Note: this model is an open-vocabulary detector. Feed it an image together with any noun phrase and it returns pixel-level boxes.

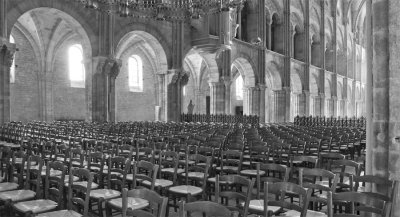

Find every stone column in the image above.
[209,81,225,115]
[259,85,266,123]
[298,91,309,117]
[92,57,121,123]
[332,96,338,117]
[252,87,260,116]
[167,70,188,122]
[273,90,287,123]
[0,40,16,124]
[222,77,231,115]
[290,93,300,121]
[246,87,254,115]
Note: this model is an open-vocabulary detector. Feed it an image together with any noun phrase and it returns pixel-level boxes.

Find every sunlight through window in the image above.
[236,75,243,100]
[128,55,143,92]
[69,44,85,88]
[9,35,15,84]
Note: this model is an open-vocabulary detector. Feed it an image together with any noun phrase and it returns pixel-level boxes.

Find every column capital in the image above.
[0,41,17,68]
[302,90,310,96]
[92,56,122,78]
[258,84,267,91]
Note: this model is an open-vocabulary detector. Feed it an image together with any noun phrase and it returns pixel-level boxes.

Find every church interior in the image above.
[0,0,397,216]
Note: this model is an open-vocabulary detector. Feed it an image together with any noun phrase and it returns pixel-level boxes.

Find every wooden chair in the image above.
[116,188,168,217]
[151,151,178,192]
[37,168,93,217]
[0,155,37,215]
[216,150,243,175]
[68,168,94,216]
[353,175,397,216]
[255,162,290,199]
[13,160,65,216]
[332,191,388,217]
[179,200,238,217]
[289,155,319,183]
[247,182,276,217]
[89,157,130,217]
[86,151,105,188]
[299,167,338,212]
[132,160,159,190]
[0,148,19,193]
[168,154,211,213]
[266,182,312,217]
[215,174,255,216]
[329,159,361,192]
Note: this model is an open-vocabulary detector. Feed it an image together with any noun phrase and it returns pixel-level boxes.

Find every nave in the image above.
[0,120,394,217]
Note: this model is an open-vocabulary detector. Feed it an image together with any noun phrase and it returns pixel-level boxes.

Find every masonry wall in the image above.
[53,38,86,121]
[10,29,40,122]
[116,49,157,122]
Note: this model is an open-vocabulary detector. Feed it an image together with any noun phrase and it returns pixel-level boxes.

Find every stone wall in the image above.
[53,38,86,121]
[10,28,40,122]
[115,49,157,122]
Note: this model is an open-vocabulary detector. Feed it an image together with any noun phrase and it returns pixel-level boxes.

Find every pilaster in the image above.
[92,57,121,123]
[222,76,231,115]
[273,89,287,122]
[259,85,266,123]
[0,39,15,124]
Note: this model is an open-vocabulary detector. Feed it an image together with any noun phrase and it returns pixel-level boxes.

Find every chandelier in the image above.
[76,0,244,21]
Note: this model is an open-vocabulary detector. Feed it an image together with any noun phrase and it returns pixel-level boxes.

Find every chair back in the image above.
[215,175,255,216]
[178,200,237,217]
[45,160,66,209]
[268,182,312,217]
[122,188,168,217]
[67,168,93,216]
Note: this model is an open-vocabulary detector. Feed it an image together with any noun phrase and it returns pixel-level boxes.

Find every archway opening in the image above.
[115,30,168,122]
[9,7,92,122]
[231,58,256,115]
[293,25,304,61]
[271,13,283,54]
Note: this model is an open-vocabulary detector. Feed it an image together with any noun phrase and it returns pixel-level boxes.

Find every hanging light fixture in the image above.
[74,0,245,21]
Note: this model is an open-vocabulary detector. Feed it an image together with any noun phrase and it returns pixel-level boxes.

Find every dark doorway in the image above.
[235,106,243,116]
[206,96,210,115]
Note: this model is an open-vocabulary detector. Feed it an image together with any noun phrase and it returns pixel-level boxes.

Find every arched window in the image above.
[69,44,85,88]
[183,85,186,96]
[9,35,15,84]
[128,55,143,92]
[235,75,243,100]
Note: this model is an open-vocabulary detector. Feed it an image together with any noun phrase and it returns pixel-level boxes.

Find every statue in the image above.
[187,100,195,114]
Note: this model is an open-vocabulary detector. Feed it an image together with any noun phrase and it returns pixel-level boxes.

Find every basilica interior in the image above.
[0,0,398,216]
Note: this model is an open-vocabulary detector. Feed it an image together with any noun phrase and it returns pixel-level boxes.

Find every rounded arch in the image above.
[232,57,256,87]
[115,31,168,75]
[114,23,172,70]
[7,0,98,55]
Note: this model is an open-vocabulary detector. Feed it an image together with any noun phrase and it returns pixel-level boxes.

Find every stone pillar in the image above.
[222,77,231,115]
[291,93,300,121]
[246,87,254,115]
[0,40,15,124]
[273,89,287,123]
[252,87,260,116]
[332,96,338,117]
[314,93,325,117]
[259,85,266,123]
[299,91,310,117]
[167,70,188,122]
[209,81,225,115]
[92,57,121,123]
